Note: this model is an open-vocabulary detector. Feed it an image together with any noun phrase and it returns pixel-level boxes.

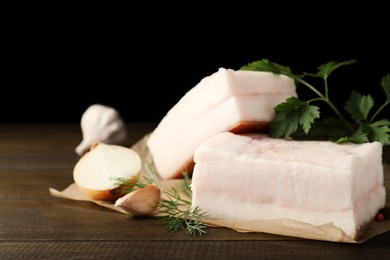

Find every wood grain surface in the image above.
[0,123,389,259]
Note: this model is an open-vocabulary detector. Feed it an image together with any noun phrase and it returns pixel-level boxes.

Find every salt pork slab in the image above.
[191,132,386,240]
[147,68,296,180]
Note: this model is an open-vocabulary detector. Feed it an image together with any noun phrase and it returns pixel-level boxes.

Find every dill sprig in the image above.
[156,170,207,236]
[113,164,162,194]
[180,170,193,199]
[114,163,207,236]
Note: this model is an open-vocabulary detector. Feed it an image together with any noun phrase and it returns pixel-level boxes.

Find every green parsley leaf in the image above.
[382,74,390,102]
[241,58,390,145]
[347,126,370,144]
[369,119,390,145]
[270,97,320,138]
[344,91,374,122]
[310,117,350,141]
[369,74,390,123]
[315,60,357,79]
[240,59,293,77]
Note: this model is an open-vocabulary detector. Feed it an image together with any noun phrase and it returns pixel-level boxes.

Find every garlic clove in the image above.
[76,104,128,156]
[73,142,142,201]
[115,184,161,216]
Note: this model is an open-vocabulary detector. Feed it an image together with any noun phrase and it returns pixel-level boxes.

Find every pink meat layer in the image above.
[191,132,386,239]
[147,68,296,180]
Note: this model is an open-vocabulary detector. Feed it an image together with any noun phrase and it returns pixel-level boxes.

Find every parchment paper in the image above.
[50,133,390,243]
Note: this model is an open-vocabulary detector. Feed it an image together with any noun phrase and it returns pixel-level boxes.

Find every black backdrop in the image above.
[3,4,389,124]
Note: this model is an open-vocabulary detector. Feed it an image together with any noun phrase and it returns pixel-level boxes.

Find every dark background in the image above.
[3,4,389,124]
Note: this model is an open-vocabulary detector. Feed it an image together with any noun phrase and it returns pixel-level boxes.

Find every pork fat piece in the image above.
[191,132,386,239]
[147,68,296,179]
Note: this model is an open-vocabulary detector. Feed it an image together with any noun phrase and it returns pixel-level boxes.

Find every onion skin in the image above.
[77,182,137,201]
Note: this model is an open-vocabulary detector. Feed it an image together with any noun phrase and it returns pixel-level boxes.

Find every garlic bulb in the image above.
[75,104,128,156]
[115,184,161,216]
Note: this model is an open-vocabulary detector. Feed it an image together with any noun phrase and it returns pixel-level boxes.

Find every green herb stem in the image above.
[296,77,354,133]
[240,59,390,144]
[370,101,390,123]
[306,97,326,104]
[294,77,325,99]
[324,78,329,99]
[323,99,355,133]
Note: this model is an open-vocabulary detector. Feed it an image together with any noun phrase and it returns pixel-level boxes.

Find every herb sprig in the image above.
[116,165,207,236]
[241,59,390,144]
[157,171,207,236]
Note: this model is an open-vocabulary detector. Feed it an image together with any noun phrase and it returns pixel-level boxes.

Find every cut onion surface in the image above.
[73,142,142,201]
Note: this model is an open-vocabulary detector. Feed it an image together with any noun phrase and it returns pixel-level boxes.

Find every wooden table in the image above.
[1,123,389,259]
